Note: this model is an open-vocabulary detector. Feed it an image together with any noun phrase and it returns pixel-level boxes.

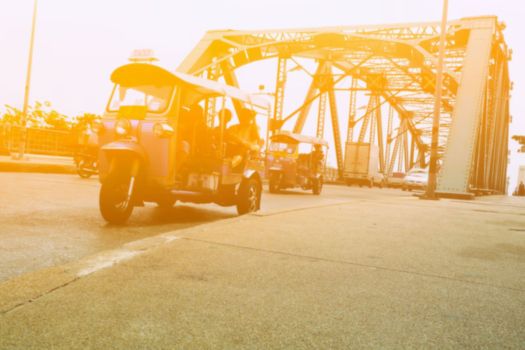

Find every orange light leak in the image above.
[0,0,522,188]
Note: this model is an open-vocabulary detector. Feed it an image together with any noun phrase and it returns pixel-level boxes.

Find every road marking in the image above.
[76,235,180,277]
[164,235,180,243]
[255,200,357,217]
[77,250,140,277]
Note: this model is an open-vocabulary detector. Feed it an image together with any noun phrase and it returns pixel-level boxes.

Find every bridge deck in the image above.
[1,172,524,348]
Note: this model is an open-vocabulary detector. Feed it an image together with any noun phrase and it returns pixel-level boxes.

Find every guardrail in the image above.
[0,124,345,185]
[0,124,77,157]
[323,167,339,183]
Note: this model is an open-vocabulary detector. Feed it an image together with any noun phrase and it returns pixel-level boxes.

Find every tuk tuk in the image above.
[97,63,270,224]
[266,131,328,195]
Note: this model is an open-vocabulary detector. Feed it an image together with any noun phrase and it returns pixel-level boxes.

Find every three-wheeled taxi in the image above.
[97,63,270,224]
[266,131,328,195]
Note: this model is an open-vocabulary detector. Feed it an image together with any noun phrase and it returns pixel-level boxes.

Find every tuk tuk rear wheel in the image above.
[312,178,323,195]
[237,178,260,215]
[99,177,134,224]
[77,160,92,179]
[269,177,280,194]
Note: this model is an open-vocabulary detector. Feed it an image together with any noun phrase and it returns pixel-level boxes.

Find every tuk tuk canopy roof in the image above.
[270,131,329,146]
[111,63,271,110]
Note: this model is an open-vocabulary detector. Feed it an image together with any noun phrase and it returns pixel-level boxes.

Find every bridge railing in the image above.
[0,124,353,185]
[0,124,77,157]
[323,167,340,183]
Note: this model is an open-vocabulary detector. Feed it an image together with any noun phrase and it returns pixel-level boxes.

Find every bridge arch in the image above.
[178,16,511,196]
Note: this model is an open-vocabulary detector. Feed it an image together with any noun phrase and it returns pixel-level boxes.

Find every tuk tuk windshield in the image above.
[269,142,296,154]
[108,84,174,113]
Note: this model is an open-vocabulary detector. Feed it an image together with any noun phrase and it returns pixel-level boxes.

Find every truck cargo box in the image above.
[343,142,379,181]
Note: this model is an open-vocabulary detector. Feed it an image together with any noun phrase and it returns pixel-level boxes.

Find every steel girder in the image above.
[177,16,511,194]
[292,61,331,134]
[437,18,510,195]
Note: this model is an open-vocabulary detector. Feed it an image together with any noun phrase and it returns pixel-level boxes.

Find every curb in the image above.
[0,161,76,174]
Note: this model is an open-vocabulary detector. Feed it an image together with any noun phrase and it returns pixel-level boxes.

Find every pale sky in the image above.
[1,0,524,189]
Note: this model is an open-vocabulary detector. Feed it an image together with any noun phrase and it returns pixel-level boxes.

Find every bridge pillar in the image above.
[437,20,495,197]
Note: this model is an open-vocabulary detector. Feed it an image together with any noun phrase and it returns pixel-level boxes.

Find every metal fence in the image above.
[0,124,77,157]
[0,124,347,184]
[323,167,339,183]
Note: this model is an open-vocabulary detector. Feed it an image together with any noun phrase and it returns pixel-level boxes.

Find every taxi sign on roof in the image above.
[129,49,158,63]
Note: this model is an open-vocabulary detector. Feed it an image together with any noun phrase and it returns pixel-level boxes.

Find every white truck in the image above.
[343,142,383,187]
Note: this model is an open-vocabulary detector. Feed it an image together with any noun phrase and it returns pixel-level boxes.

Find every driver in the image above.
[311,144,324,172]
[226,107,262,167]
[227,108,262,149]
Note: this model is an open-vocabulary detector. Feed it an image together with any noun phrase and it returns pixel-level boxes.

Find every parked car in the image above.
[402,168,428,191]
[386,172,406,188]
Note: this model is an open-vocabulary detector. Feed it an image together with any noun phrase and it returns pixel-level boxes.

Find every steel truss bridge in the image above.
[177,16,511,197]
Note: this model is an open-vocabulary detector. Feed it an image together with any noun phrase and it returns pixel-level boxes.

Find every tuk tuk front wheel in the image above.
[237,178,260,215]
[99,176,134,224]
[312,178,323,195]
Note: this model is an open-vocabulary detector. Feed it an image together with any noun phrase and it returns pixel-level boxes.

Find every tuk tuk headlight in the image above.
[153,122,174,138]
[115,119,131,136]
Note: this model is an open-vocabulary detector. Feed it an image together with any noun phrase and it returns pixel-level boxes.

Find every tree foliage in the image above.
[1,102,99,130]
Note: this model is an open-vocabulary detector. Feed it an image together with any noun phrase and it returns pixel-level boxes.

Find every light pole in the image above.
[18,0,38,159]
[253,85,275,155]
[423,0,448,199]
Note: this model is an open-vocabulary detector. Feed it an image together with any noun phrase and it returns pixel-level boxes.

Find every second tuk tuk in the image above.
[96,63,270,224]
[266,132,328,195]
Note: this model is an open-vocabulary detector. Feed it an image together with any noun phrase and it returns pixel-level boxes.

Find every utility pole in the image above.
[423,0,448,199]
[18,0,38,159]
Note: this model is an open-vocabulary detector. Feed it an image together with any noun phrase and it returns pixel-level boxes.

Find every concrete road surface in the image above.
[0,185,524,349]
[0,172,403,282]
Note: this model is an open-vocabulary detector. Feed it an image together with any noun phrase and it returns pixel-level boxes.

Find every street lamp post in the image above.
[18,0,38,160]
[253,86,275,155]
[424,0,448,199]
